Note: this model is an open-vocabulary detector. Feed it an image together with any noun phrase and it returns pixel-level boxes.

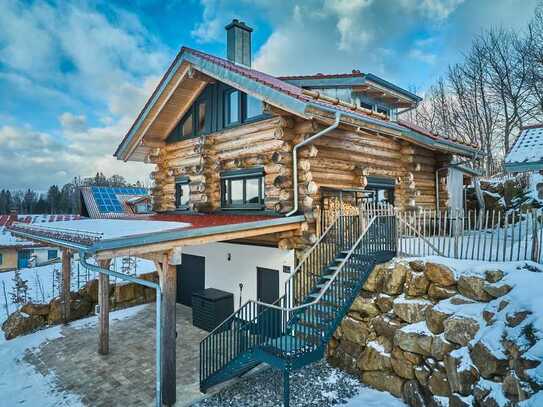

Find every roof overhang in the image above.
[9,215,305,260]
[306,103,479,158]
[115,50,310,162]
[116,48,475,162]
[505,161,543,173]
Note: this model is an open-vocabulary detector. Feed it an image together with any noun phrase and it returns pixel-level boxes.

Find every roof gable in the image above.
[115,47,478,162]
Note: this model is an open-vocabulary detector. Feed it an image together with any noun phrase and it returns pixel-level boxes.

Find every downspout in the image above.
[286,111,342,217]
[79,253,163,407]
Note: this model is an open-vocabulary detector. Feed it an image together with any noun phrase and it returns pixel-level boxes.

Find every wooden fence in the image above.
[396,208,542,264]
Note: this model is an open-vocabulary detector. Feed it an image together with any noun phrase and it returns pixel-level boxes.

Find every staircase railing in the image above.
[200,213,396,388]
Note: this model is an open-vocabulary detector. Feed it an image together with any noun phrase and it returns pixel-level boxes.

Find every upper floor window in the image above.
[221,168,264,210]
[225,90,241,126]
[175,176,190,209]
[246,95,263,120]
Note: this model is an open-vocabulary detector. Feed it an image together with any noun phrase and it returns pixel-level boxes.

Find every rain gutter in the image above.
[286,111,342,216]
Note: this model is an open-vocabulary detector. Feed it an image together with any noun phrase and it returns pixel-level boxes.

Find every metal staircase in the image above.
[199,212,396,406]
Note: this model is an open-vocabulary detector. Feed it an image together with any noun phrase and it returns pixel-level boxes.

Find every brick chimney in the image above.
[225,19,253,67]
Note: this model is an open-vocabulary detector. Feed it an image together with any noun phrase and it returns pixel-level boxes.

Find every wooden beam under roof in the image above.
[93,221,302,260]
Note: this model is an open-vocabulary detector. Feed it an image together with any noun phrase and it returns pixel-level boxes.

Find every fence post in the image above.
[532,210,541,263]
[2,281,9,318]
[453,210,460,259]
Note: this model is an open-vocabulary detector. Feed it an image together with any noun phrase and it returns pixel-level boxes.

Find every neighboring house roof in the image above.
[80,186,151,219]
[0,214,81,248]
[505,124,543,173]
[115,47,478,161]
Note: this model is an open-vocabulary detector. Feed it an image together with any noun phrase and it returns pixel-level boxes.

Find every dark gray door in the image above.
[256,267,280,337]
[177,254,205,306]
[257,267,279,304]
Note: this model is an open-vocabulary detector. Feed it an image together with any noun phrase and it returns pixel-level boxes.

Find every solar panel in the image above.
[91,187,126,213]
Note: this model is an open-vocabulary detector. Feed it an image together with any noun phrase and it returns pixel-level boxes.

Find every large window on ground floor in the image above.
[221,168,264,210]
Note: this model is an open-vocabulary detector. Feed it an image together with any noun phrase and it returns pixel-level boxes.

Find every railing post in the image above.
[532,210,540,263]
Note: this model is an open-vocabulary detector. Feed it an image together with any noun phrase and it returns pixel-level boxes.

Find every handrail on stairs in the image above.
[202,215,377,345]
[200,214,344,341]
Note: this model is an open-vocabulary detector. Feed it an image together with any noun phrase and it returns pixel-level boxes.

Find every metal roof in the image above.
[505,124,543,173]
[115,47,478,161]
[8,213,305,254]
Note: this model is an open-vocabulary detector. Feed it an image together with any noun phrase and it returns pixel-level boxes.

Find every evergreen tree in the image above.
[10,269,30,305]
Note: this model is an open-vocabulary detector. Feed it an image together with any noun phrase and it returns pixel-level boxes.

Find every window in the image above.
[134,202,150,214]
[246,95,263,120]
[225,90,240,126]
[365,176,395,205]
[47,250,57,260]
[221,168,264,210]
[0,253,3,265]
[197,101,207,132]
[175,177,190,209]
[181,113,193,138]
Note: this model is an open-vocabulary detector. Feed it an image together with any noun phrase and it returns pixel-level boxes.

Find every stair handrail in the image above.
[285,214,341,283]
[250,215,376,313]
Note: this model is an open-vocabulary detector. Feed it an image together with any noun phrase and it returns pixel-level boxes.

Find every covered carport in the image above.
[9,214,304,406]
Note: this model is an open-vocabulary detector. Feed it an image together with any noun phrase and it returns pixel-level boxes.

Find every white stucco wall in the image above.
[182,242,295,310]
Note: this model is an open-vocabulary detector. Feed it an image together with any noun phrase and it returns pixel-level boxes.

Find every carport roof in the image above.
[8,213,305,258]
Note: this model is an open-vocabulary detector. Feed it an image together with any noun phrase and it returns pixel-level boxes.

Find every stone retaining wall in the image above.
[2,271,158,340]
[327,259,543,406]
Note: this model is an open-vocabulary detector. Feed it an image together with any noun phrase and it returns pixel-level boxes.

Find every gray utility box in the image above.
[192,288,234,332]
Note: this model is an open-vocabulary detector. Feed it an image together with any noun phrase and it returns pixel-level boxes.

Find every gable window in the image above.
[175,176,190,209]
[221,168,264,210]
[182,112,193,138]
[246,95,263,120]
[225,90,241,126]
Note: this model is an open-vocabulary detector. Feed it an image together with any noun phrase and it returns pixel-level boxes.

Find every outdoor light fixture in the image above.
[227,253,231,261]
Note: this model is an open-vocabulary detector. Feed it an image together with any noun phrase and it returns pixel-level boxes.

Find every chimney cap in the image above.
[225,19,253,32]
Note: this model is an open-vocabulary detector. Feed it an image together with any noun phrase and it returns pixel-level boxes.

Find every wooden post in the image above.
[61,249,72,324]
[98,259,111,355]
[162,249,180,406]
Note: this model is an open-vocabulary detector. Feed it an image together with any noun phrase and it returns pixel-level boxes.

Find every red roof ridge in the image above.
[277,70,364,80]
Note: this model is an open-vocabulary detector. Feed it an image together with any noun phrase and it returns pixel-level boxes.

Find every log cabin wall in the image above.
[149,112,453,252]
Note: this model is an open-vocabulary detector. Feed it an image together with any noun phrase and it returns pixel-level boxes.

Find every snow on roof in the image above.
[11,219,191,243]
[0,214,81,248]
[505,125,543,172]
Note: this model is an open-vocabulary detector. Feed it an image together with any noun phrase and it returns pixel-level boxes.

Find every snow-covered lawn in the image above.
[0,305,146,406]
[0,256,156,324]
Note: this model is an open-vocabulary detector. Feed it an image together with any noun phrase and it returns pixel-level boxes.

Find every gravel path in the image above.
[195,360,381,407]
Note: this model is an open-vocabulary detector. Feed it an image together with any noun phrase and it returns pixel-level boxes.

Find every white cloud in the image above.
[59,113,87,132]
[0,0,168,190]
[409,48,437,64]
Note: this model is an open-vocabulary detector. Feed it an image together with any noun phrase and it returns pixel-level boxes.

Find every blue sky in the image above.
[0,0,539,190]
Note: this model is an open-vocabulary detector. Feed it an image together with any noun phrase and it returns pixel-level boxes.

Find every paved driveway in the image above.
[24,303,207,407]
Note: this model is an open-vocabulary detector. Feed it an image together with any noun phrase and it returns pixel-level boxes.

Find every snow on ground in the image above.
[0,305,146,407]
[15,218,191,240]
[415,256,543,386]
[0,256,156,324]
